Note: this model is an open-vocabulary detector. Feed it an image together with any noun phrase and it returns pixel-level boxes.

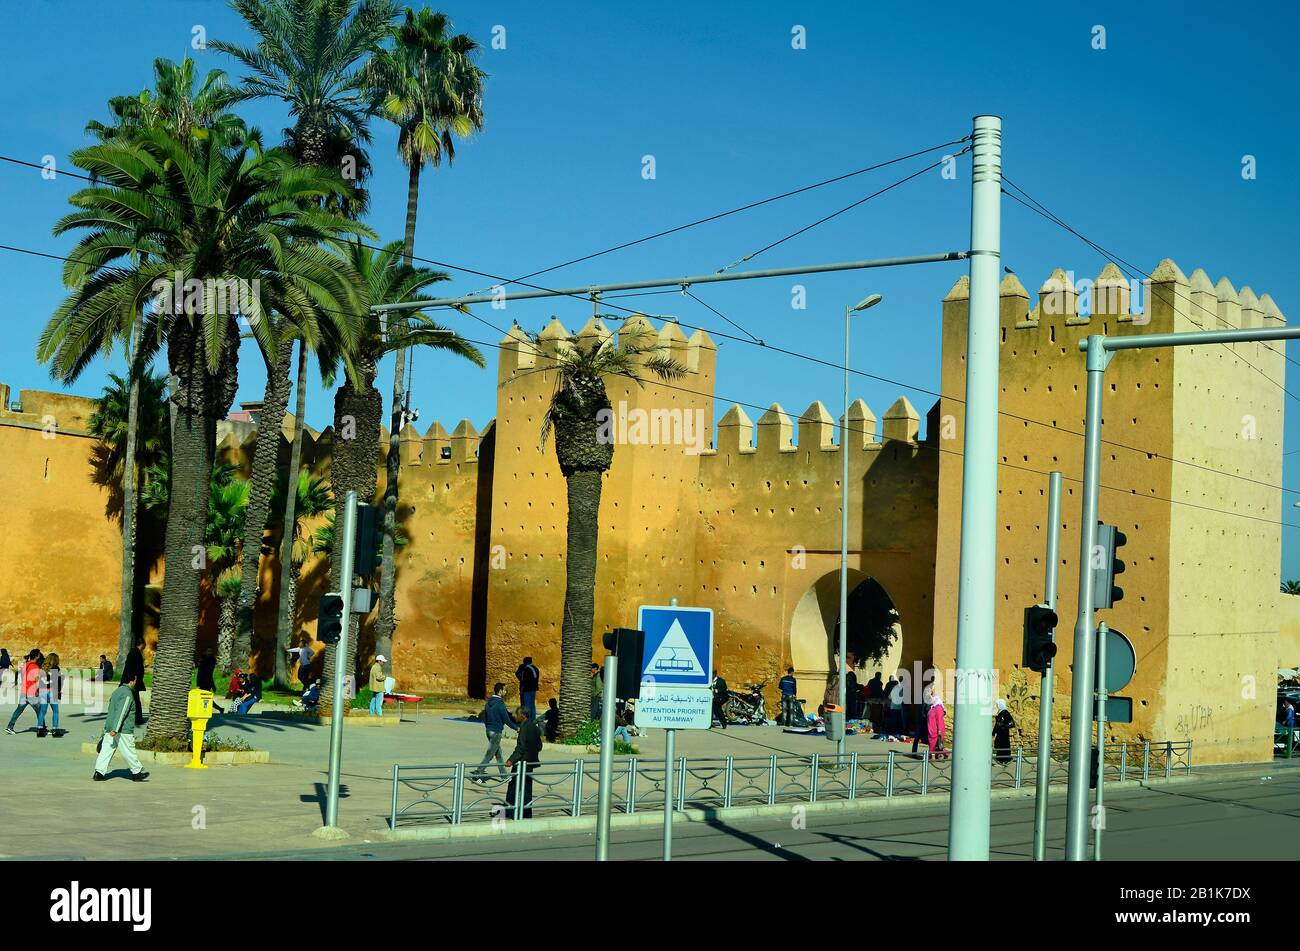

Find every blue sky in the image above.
[2,1,1298,570]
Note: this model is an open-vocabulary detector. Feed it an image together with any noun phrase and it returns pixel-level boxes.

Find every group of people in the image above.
[3,648,66,737]
[783,666,1019,762]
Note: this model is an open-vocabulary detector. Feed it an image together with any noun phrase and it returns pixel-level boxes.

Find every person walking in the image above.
[778,667,798,726]
[910,686,931,756]
[368,655,387,716]
[36,652,64,737]
[504,704,543,818]
[516,657,540,721]
[472,682,518,782]
[5,649,43,734]
[121,636,146,726]
[992,698,1016,764]
[711,669,729,729]
[93,671,148,782]
[589,662,603,720]
[928,691,948,760]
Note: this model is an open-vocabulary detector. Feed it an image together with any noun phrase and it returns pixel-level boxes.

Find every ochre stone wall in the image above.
[932,261,1287,764]
[0,262,1290,766]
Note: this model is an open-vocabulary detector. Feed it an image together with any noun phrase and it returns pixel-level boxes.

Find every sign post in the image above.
[317,490,357,840]
[1032,471,1062,861]
[595,653,618,861]
[638,599,713,862]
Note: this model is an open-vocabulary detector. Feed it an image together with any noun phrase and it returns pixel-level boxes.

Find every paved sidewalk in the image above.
[0,699,890,859]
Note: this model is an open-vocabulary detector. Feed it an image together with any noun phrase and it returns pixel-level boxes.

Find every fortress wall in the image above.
[376,416,494,695]
[695,396,938,698]
[480,317,717,701]
[0,389,124,660]
[1165,268,1286,762]
[936,261,1283,762]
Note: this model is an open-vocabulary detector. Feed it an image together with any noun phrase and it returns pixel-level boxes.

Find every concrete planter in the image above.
[255,710,399,727]
[81,743,270,765]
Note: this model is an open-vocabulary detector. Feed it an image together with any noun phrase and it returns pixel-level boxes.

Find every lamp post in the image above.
[839,292,884,757]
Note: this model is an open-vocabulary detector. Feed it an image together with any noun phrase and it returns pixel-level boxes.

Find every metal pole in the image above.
[1065,336,1110,859]
[323,490,358,833]
[595,653,618,861]
[664,595,678,861]
[1094,621,1108,861]
[372,252,968,313]
[1033,471,1062,861]
[838,304,851,758]
[947,114,1003,861]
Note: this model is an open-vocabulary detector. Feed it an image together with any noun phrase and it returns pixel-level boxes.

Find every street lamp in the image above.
[838,293,883,757]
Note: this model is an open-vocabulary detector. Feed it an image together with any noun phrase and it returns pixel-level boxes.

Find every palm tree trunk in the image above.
[320,360,382,714]
[216,595,237,672]
[559,469,603,737]
[374,160,422,673]
[273,338,309,689]
[145,391,214,742]
[116,317,143,670]
[146,318,238,745]
[233,337,295,672]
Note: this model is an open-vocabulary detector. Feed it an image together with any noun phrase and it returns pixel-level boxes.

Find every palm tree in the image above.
[205,476,252,671]
[1283,580,1300,595]
[88,371,171,666]
[368,8,486,670]
[85,57,246,673]
[512,324,685,737]
[316,239,483,711]
[213,0,391,673]
[38,128,367,742]
[212,0,399,167]
[271,469,333,687]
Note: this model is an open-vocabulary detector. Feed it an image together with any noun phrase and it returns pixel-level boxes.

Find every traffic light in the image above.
[1093,522,1127,609]
[1022,604,1058,673]
[317,592,345,645]
[601,627,645,699]
[353,504,382,578]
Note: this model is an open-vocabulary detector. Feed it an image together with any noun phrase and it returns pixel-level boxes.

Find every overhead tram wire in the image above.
[1000,173,1300,396]
[7,151,1295,498]
[5,229,1298,502]
[461,134,972,294]
[381,324,1300,534]
[715,149,969,274]
[7,233,1296,532]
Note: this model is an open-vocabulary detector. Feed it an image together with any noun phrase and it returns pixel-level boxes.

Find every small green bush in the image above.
[351,687,373,710]
[558,718,600,746]
[137,732,253,753]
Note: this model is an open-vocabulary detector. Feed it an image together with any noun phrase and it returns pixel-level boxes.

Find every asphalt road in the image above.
[227,767,1300,861]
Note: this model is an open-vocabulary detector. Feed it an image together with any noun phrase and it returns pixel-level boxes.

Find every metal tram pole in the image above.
[947,114,1003,861]
[663,596,679,862]
[1064,338,1108,860]
[1032,471,1062,861]
[320,490,358,837]
[595,653,618,861]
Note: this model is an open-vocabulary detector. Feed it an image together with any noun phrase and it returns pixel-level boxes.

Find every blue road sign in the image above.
[637,605,713,688]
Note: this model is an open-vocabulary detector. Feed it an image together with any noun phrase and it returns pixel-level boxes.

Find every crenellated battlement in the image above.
[704,394,921,460]
[943,259,1288,334]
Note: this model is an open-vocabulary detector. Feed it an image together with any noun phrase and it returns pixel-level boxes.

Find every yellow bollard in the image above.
[185,688,214,769]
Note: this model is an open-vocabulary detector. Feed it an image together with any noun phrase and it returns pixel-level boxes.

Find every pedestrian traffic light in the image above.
[318,592,345,645]
[601,627,645,699]
[1022,604,1058,674]
[353,503,382,578]
[1093,522,1127,609]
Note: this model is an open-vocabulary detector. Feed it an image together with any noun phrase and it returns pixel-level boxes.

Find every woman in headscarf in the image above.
[927,691,948,760]
[993,698,1016,764]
